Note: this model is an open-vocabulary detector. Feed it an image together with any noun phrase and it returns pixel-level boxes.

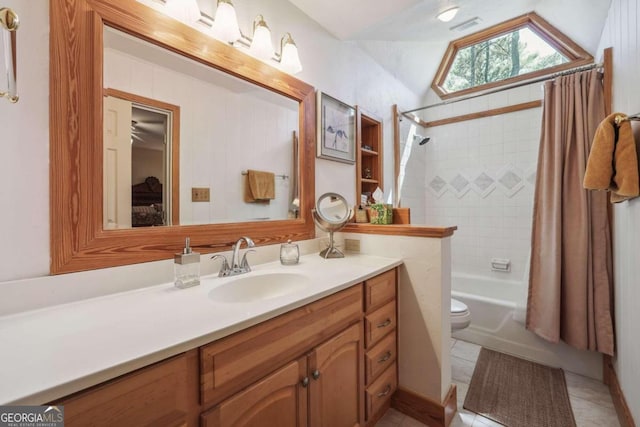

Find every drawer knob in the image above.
[377,384,392,398]
[301,377,309,388]
[378,351,392,363]
[377,318,392,328]
[312,370,321,380]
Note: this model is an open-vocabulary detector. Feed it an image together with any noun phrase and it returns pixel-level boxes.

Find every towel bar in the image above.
[241,170,289,180]
[0,6,19,103]
[614,113,640,125]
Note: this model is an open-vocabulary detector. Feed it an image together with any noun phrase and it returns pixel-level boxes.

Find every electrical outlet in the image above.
[345,239,361,253]
[192,187,210,202]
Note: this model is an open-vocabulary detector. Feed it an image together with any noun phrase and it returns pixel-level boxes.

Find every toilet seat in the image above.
[451,298,468,314]
[451,298,471,331]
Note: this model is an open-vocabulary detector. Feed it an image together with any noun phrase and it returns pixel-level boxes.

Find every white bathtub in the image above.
[451,273,603,380]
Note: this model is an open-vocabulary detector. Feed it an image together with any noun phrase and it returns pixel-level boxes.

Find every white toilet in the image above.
[451,298,471,332]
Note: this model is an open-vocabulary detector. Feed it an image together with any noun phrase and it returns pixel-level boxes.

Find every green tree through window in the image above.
[443,27,568,92]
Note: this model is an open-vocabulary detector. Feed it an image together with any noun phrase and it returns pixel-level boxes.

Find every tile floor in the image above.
[376,339,620,427]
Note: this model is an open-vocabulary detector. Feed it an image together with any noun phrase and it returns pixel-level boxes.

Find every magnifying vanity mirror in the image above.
[313,193,353,258]
[50,0,316,274]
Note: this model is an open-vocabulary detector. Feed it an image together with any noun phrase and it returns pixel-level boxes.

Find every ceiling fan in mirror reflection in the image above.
[140,0,303,74]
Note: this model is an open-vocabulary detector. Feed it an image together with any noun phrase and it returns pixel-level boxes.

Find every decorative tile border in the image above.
[427,163,536,199]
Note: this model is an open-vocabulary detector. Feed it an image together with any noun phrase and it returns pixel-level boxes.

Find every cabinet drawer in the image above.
[364,269,396,313]
[365,362,397,421]
[200,285,363,407]
[365,331,396,385]
[364,300,396,348]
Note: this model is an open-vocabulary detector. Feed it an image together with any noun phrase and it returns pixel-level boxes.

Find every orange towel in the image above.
[244,169,275,203]
[584,112,640,203]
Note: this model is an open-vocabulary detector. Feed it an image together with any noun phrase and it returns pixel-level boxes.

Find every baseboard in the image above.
[391,385,457,427]
[604,355,636,427]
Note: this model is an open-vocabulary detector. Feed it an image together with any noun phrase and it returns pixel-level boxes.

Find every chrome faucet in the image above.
[211,236,255,277]
[231,236,255,270]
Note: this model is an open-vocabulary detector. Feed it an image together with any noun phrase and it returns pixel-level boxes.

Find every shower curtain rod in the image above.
[401,62,604,116]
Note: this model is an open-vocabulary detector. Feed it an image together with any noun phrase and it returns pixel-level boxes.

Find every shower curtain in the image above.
[527,69,614,355]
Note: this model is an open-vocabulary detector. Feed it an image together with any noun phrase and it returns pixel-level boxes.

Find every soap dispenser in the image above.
[174,237,200,288]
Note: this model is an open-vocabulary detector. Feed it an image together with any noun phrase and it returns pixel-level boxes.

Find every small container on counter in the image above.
[280,240,300,265]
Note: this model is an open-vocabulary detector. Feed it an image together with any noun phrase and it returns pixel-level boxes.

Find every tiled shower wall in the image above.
[401,84,543,282]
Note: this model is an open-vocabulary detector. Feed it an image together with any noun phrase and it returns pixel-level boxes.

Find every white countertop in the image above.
[0,254,401,405]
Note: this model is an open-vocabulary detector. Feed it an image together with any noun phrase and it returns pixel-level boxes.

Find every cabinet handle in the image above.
[377,351,392,363]
[312,370,321,380]
[377,384,392,398]
[377,318,392,328]
[301,377,309,388]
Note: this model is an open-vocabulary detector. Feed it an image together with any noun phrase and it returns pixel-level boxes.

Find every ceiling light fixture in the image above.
[210,0,241,43]
[437,6,460,22]
[249,15,274,61]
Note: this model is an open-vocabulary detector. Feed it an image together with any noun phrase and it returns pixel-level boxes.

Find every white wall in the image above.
[0,0,419,283]
[0,1,50,281]
[400,84,542,282]
[597,0,640,422]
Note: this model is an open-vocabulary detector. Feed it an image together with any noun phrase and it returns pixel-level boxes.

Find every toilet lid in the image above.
[451,298,468,314]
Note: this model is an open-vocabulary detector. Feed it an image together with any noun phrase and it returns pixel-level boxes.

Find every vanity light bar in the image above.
[150,0,302,74]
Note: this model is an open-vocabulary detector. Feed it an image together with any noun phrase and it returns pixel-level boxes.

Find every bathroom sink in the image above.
[208,272,312,303]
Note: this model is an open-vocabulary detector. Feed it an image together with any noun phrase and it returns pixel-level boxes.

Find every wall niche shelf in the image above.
[356,107,383,206]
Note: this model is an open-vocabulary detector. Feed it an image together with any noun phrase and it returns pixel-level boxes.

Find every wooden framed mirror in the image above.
[50,0,316,274]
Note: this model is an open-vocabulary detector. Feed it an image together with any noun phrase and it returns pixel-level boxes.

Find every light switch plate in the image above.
[192,187,210,202]
[345,239,361,253]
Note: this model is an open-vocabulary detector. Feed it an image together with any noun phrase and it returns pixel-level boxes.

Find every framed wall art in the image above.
[316,91,356,164]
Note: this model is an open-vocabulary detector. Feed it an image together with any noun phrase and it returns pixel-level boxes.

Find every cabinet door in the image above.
[201,358,308,427]
[309,322,364,427]
[56,350,199,427]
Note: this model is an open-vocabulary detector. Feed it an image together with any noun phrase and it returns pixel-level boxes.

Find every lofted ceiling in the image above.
[288,0,612,98]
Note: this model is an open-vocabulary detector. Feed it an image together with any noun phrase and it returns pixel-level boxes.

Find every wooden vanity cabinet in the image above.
[53,268,398,427]
[55,349,200,427]
[199,285,363,408]
[202,322,364,427]
[362,269,398,426]
[201,286,365,427]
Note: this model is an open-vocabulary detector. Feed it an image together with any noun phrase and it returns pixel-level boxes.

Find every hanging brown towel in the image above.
[244,169,275,203]
[583,112,640,202]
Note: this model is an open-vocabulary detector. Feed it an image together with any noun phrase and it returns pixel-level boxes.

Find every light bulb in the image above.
[280,34,302,74]
[250,16,274,60]
[211,0,241,43]
[164,0,201,24]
